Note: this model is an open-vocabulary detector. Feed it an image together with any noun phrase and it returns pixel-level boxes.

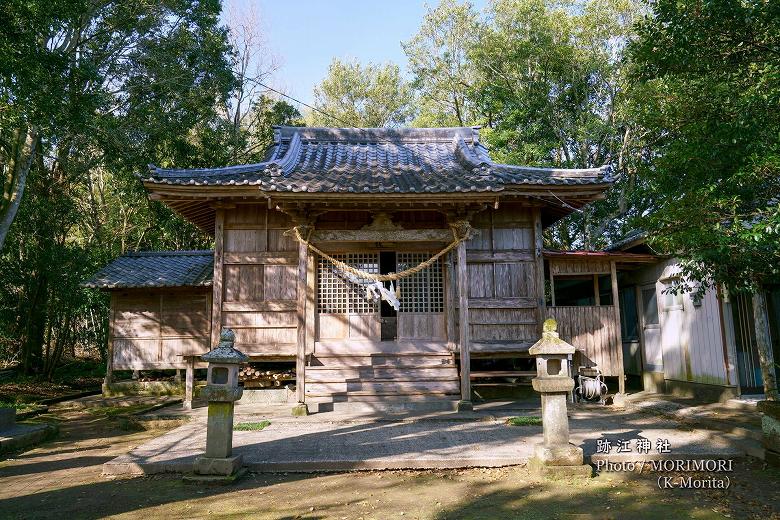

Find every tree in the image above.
[308,58,414,127]
[0,0,237,375]
[629,0,780,399]
[403,0,480,127]
[466,0,647,250]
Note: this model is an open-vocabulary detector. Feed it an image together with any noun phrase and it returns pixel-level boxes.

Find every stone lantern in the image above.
[192,328,248,480]
[527,318,591,478]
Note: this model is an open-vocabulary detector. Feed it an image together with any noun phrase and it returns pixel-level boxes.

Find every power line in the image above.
[250,78,429,149]
[252,79,357,129]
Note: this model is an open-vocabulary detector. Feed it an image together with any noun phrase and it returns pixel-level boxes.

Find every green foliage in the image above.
[308,58,414,127]
[0,1,300,376]
[628,0,780,292]
[234,420,271,431]
[403,0,481,127]
[401,0,649,249]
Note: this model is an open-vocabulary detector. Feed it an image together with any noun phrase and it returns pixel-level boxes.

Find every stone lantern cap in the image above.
[529,319,576,356]
[201,329,248,365]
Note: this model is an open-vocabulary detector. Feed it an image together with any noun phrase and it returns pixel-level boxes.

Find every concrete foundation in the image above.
[101,403,745,476]
[758,400,780,466]
[291,403,309,416]
[103,381,184,397]
[662,379,739,403]
[456,400,473,412]
[527,457,592,478]
[642,371,666,393]
[532,443,584,466]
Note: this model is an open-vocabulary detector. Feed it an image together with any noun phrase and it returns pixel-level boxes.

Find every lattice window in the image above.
[317,253,379,314]
[396,252,444,313]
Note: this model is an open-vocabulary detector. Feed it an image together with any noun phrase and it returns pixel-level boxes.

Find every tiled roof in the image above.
[604,229,648,252]
[144,126,611,193]
[83,251,213,289]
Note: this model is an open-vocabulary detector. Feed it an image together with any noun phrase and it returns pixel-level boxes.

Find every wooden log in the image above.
[211,208,225,348]
[457,239,471,403]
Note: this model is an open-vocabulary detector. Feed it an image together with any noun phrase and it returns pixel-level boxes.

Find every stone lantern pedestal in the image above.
[527,319,592,478]
[188,328,248,482]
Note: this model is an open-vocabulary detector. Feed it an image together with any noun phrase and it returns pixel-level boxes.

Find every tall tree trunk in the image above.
[753,291,778,401]
[22,274,47,374]
[0,127,38,252]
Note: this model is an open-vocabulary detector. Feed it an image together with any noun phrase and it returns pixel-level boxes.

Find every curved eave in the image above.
[143,179,612,235]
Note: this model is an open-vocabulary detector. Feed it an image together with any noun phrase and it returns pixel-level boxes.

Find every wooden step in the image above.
[470,371,536,379]
[306,394,460,405]
[310,354,454,368]
[305,380,460,396]
[315,340,451,355]
[306,366,459,383]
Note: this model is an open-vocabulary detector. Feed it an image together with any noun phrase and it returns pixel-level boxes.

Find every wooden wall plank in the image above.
[111,288,212,370]
[548,305,621,376]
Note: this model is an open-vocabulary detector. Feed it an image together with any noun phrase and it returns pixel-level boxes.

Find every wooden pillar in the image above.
[295,237,308,406]
[611,261,626,395]
[102,292,116,394]
[210,208,225,349]
[457,240,472,407]
[158,293,164,361]
[184,356,195,410]
[715,285,732,387]
[445,252,457,352]
[533,209,546,332]
[306,251,316,356]
[550,272,556,307]
[753,291,778,401]
[593,274,601,306]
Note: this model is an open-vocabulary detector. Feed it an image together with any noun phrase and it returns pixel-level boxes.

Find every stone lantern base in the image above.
[194,454,244,476]
[527,443,592,478]
[184,455,247,484]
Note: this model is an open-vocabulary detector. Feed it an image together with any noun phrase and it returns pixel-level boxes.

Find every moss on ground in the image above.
[234,420,271,431]
[505,416,543,426]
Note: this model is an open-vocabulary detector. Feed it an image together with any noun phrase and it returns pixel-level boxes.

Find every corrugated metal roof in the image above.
[143,126,611,193]
[83,251,213,289]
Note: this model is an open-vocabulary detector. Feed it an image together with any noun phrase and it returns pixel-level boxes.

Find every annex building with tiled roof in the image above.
[90,125,650,410]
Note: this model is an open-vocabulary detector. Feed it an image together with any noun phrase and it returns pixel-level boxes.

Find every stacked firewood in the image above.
[239,366,295,388]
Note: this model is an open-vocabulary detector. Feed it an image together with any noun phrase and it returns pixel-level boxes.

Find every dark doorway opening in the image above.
[379,251,397,341]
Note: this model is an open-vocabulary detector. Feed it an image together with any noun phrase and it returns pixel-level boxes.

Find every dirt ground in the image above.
[0,404,778,520]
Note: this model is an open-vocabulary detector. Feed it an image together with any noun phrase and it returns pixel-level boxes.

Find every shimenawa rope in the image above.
[289,221,472,282]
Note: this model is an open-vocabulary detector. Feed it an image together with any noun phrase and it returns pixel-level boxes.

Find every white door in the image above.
[639,285,663,374]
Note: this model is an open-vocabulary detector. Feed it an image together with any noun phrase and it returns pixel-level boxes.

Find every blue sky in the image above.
[223,0,485,109]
